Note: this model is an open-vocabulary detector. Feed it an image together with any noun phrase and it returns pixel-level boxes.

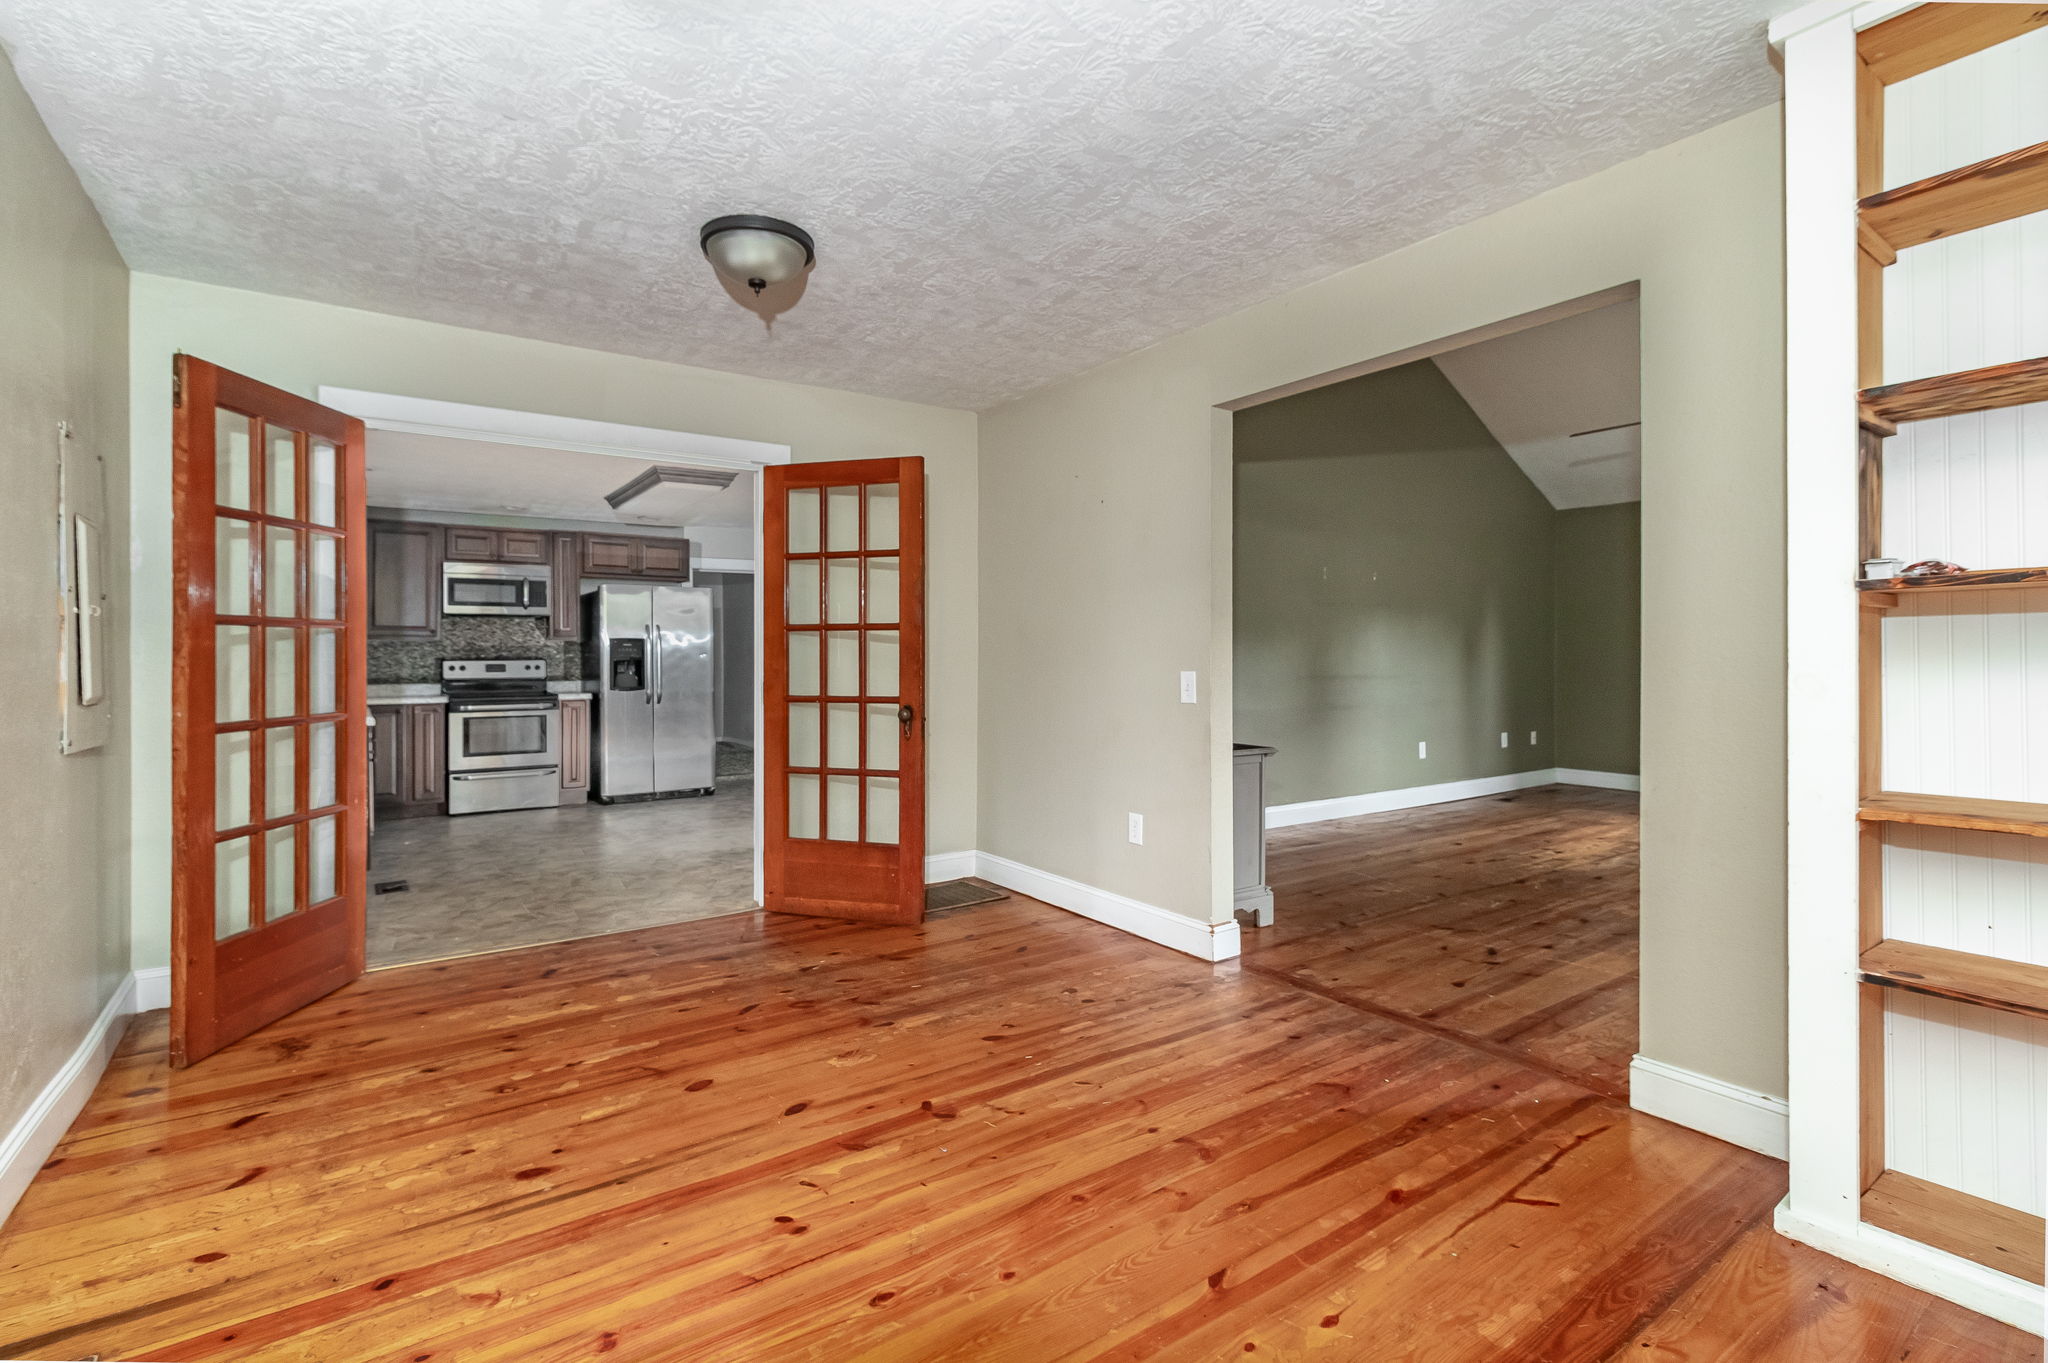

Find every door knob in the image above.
[898,704,914,739]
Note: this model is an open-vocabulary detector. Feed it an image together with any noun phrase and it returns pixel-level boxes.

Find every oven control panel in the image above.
[442,658,547,681]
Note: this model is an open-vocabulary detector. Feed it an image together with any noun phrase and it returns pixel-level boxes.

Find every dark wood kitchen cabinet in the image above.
[638,538,689,577]
[549,533,582,640]
[444,526,549,564]
[371,703,446,819]
[558,696,591,804]
[370,705,404,800]
[579,533,690,581]
[368,521,442,639]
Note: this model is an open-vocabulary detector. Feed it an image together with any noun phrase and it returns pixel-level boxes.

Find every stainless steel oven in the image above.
[442,561,552,616]
[442,660,561,814]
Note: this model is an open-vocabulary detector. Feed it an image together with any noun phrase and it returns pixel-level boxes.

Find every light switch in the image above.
[1179,671,1198,704]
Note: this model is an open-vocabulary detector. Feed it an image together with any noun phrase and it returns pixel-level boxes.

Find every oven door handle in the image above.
[449,766,560,781]
[449,704,557,716]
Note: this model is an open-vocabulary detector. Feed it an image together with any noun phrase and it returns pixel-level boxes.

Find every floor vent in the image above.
[925,879,1008,915]
[374,880,410,895]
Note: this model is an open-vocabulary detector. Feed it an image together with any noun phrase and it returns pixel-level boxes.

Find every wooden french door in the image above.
[171,357,370,1065]
[762,458,926,922]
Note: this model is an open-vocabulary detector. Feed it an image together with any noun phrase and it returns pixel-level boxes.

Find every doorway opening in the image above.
[1227,290,1643,1098]
[323,389,785,968]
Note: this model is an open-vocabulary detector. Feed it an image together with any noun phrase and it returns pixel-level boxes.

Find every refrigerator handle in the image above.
[649,625,662,705]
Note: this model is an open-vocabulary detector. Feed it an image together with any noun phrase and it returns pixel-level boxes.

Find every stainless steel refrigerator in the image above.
[584,583,717,801]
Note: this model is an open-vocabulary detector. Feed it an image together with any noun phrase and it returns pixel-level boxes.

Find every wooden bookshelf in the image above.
[1858,792,2048,837]
[1861,140,2048,253]
[1861,355,2048,424]
[1863,1170,2046,1285]
[1858,3,2048,84]
[1860,939,2048,1022]
[1841,3,2048,1297]
[1856,566,2048,597]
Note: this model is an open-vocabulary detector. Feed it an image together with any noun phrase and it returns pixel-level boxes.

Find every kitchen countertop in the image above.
[367,682,593,703]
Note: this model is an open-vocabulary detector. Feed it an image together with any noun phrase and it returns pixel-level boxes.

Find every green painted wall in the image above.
[1554,503,1641,776]
[1233,360,1559,806]
[1233,359,1639,806]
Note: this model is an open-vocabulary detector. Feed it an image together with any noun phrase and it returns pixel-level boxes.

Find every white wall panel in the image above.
[1884,992,2048,1216]
[1880,400,2048,568]
[1881,30,2048,387]
[1883,28,2048,189]
[1884,211,2048,385]
[1883,823,2048,965]
[1881,592,2048,801]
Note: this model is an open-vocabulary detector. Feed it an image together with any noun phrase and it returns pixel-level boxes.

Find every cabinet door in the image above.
[371,705,407,800]
[408,706,446,805]
[582,535,636,575]
[444,526,500,561]
[368,522,442,637]
[549,534,582,639]
[638,537,690,579]
[497,529,549,563]
[559,697,591,790]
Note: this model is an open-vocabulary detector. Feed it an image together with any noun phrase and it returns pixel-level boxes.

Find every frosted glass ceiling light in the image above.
[700,215,815,295]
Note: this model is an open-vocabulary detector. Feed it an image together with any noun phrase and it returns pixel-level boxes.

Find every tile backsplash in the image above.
[368,616,584,683]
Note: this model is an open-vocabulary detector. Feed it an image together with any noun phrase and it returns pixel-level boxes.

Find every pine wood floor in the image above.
[1245,785,1640,1097]
[0,796,2034,1359]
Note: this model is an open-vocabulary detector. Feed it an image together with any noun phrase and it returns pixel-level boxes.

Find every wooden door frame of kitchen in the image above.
[316,387,790,905]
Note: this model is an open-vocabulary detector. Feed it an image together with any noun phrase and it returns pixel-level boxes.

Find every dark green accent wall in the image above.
[1233,359,1639,806]
[1554,503,1641,776]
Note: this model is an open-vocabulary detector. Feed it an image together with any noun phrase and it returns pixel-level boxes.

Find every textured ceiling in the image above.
[1434,299,1640,510]
[0,1,1780,411]
[366,431,754,529]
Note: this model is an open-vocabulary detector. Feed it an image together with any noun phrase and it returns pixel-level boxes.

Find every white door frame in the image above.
[316,386,789,906]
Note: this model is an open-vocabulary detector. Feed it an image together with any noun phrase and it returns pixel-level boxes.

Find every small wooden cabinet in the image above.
[580,533,689,580]
[549,533,582,640]
[370,702,447,818]
[558,695,591,803]
[638,538,688,577]
[581,535,637,576]
[445,526,550,564]
[368,522,442,638]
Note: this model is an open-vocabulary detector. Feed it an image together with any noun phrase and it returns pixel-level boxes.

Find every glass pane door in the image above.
[784,480,904,846]
[763,457,924,924]
[212,415,350,939]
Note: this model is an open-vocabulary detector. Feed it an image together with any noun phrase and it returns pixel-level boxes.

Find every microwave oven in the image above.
[442,561,552,616]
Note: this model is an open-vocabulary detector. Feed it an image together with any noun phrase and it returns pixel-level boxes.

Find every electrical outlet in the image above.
[1499,732,1509,749]
[1179,670,1198,704]
[1417,740,1428,760]
[1529,731,1539,745]
[1128,812,1144,845]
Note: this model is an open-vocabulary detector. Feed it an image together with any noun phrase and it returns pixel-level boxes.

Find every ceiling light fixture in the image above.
[605,464,740,510]
[700,215,815,295]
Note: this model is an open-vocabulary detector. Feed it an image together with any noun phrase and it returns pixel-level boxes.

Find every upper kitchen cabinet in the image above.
[580,533,690,581]
[638,538,689,578]
[548,533,581,640]
[368,520,442,638]
[444,526,549,564]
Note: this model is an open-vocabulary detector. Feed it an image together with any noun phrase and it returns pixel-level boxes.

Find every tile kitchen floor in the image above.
[366,778,755,967]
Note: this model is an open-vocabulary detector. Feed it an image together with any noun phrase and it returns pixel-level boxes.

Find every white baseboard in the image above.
[1265,770,1560,828]
[0,973,144,1231]
[133,965,170,1012]
[1629,1055,1789,1160]
[1774,1201,2044,1336]
[923,851,979,884]
[1266,767,1639,827]
[1555,768,1641,791]
[974,852,1240,962]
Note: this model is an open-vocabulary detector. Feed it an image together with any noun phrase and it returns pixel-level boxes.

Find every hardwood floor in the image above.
[0,887,2033,1359]
[1246,784,1640,1096]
